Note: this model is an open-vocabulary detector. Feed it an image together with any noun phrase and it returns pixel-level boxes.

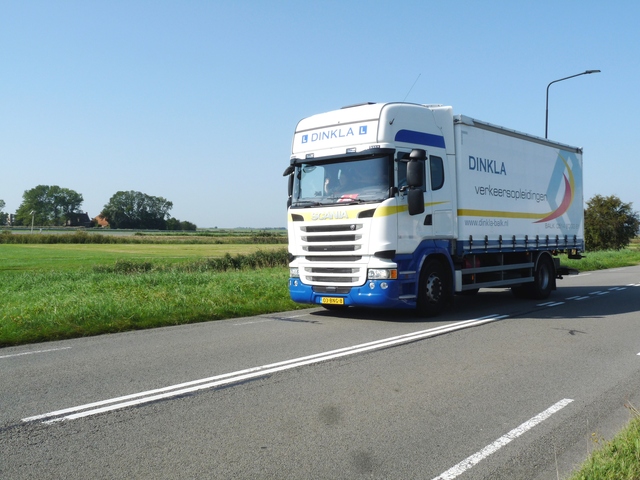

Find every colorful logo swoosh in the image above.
[534,154,575,223]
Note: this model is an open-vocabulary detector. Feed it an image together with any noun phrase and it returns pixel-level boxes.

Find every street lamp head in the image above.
[545,69,601,138]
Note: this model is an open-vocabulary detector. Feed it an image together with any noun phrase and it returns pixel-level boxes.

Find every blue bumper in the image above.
[288,278,414,309]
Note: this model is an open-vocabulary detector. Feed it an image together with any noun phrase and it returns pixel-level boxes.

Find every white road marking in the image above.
[0,347,71,359]
[537,302,565,308]
[23,315,509,423]
[431,399,574,480]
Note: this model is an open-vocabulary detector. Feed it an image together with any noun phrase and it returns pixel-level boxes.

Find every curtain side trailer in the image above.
[285,102,583,316]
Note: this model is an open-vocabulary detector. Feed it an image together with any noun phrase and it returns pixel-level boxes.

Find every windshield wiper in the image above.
[292,200,323,207]
[334,198,367,205]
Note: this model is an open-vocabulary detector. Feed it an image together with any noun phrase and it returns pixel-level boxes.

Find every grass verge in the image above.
[0,249,302,346]
[561,248,640,271]
[1,267,302,346]
[568,405,640,480]
[2,245,639,347]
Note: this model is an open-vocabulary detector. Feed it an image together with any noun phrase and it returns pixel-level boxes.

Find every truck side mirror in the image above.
[286,171,294,208]
[407,149,426,215]
[406,160,424,188]
[409,148,427,161]
[287,172,294,197]
[408,189,425,215]
[407,149,425,187]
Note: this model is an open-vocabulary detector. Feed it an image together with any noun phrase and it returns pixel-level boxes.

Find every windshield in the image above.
[292,156,392,207]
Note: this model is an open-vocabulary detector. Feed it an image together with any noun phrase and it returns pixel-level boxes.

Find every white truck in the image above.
[283,102,583,316]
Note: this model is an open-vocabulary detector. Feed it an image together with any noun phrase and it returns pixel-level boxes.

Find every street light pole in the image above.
[545,69,601,138]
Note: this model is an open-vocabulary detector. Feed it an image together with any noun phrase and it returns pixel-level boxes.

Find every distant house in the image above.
[94,214,110,228]
[66,212,92,227]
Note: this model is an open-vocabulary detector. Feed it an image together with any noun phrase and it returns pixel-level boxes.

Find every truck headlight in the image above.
[290,267,300,278]
[367,268,397,280]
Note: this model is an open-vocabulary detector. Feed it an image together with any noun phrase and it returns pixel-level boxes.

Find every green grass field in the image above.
[0,243,285,271]
[0,241,299,346]
[3,239,640,347]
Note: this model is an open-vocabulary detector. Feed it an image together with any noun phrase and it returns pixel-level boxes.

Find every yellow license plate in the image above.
[321,297,344,305]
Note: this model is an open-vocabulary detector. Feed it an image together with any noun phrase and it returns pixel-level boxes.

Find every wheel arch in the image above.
[533,250,557,291]
[417,251,455,290]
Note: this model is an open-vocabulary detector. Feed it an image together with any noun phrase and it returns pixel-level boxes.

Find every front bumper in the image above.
[288,278,413,309]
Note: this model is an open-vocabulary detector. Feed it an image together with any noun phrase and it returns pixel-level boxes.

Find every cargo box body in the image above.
[453,115,584,254]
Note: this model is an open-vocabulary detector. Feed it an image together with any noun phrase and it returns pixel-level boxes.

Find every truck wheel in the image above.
[417,259,450,317]
[528,254,555,300]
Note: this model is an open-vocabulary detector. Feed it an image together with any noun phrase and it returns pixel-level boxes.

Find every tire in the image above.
[417,259,451,317]
[528,254,555,300]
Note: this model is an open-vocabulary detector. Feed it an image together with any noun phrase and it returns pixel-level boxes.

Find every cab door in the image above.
[396,149,453,254]
[396,151,433,254]
[427,152,454,238]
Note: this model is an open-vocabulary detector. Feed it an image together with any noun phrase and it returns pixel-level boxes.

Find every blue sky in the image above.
[1,1,636,228]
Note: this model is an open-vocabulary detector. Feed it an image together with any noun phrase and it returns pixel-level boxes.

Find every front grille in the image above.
[302,235,360,242]
[302,265,362,285]
[302,224,362,233]
[313,286,352,294]
[305,256,362,262]
[296,219,368,286]
[308,276,359,283]
[306,267,358,274]
[304,245,361,252]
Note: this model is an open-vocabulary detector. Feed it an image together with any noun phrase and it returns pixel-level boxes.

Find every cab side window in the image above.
[396,153,444,192]
[396,153,425,192]
[430,156,444,191]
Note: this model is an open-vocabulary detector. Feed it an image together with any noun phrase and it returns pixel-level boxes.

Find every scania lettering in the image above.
[311,211,349,221]
[284,102,584,316]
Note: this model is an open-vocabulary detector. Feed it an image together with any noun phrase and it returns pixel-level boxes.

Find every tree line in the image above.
[1,188,639,245]
[0,185,197,230]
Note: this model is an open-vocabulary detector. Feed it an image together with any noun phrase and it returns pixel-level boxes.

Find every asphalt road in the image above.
[2,265,640,479]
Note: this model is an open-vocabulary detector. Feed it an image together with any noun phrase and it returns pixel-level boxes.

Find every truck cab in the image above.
[285,103,457,315]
